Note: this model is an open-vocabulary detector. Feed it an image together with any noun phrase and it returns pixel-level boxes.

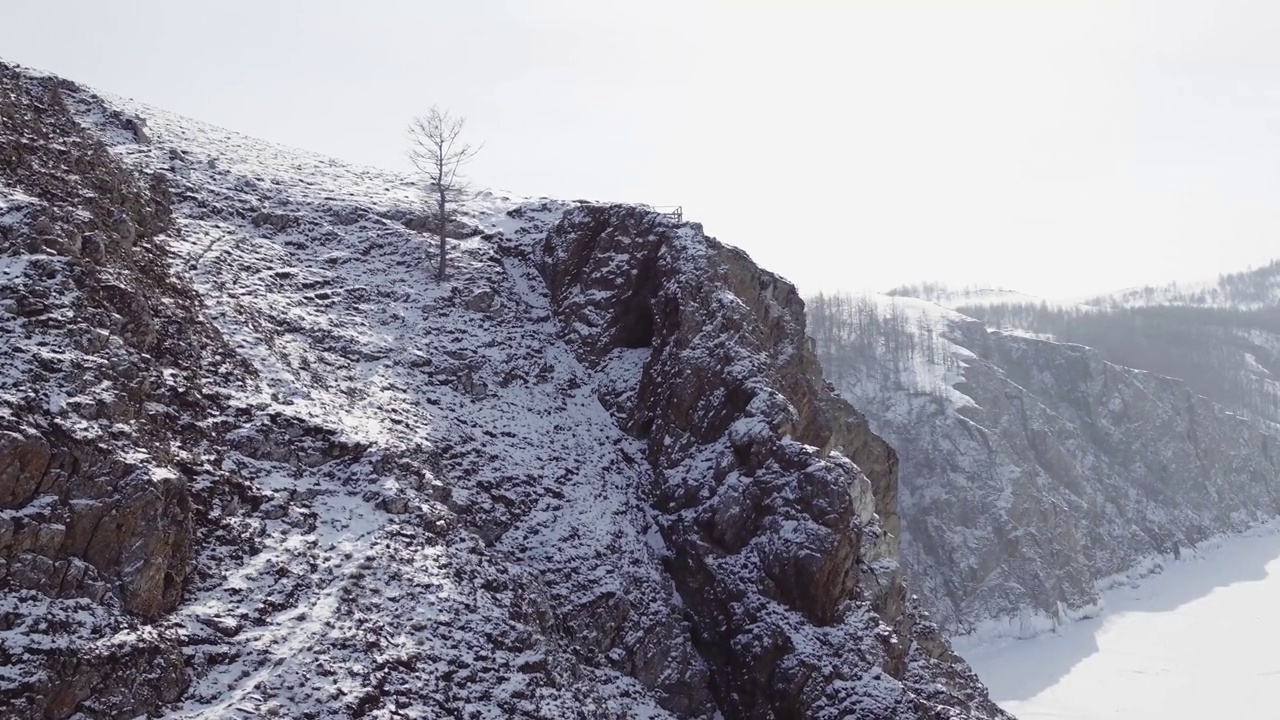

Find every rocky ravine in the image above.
[0,62,1009,719]
[812,295,1280,637]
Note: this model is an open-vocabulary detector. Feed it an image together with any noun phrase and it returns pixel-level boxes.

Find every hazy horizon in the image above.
[6,0,1280,300]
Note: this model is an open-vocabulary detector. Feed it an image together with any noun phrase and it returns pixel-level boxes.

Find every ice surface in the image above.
[964,521,1280,719]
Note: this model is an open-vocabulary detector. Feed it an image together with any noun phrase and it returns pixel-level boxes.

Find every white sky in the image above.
[5,0,1280,299]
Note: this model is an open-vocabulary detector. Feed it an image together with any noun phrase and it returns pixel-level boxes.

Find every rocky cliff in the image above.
[810,294,1280,637]
[0,62,240,717]
[0,62,1008,719]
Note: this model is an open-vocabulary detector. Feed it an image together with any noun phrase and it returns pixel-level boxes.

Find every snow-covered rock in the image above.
[0,61,1009,719]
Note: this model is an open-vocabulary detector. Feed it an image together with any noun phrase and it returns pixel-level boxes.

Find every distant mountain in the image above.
[1082,260,1280,311]
[884,282,1090,312]
[810,280,1280,641]
[953,283,1280,425]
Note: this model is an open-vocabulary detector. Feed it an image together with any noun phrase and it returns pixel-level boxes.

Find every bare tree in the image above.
[407,107,481,280]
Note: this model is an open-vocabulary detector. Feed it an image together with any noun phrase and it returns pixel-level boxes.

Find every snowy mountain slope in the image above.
[954,262,1280,428]
[75,79,710,719]
[883,284,1093,314]
[810,293,1280,640]
[1081,260,1280,310]
[0,61,1009,719]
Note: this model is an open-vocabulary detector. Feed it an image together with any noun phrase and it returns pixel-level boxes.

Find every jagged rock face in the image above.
[817,304,1280,636]
[0,62,233,717]
[532,206,902,550]
[527,205,1008,719]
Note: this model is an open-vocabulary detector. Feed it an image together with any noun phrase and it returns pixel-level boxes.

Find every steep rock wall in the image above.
[513,205,1008,719]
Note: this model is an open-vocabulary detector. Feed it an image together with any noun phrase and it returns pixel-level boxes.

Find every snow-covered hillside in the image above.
[89,92,692,717]
[951,274,1280,426]
[811,292,1280,641]
[0,62,1010,719]
[883,283,1092,314]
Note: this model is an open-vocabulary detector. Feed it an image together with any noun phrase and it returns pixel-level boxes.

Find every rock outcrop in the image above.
[511,205,1007,718]
[0,61,237,717]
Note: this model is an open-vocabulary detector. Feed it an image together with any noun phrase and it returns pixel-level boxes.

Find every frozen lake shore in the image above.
[964,524,1280,719]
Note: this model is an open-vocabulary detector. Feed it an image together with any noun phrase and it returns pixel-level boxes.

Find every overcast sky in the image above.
[5,1,1280,299]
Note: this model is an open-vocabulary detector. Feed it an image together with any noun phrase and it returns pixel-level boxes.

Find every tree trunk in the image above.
[436,188,447,280]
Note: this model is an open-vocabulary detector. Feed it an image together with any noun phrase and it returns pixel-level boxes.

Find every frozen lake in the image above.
[962,526,1280,719]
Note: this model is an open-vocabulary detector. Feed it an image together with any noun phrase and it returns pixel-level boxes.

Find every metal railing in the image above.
[649,205,683,222]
